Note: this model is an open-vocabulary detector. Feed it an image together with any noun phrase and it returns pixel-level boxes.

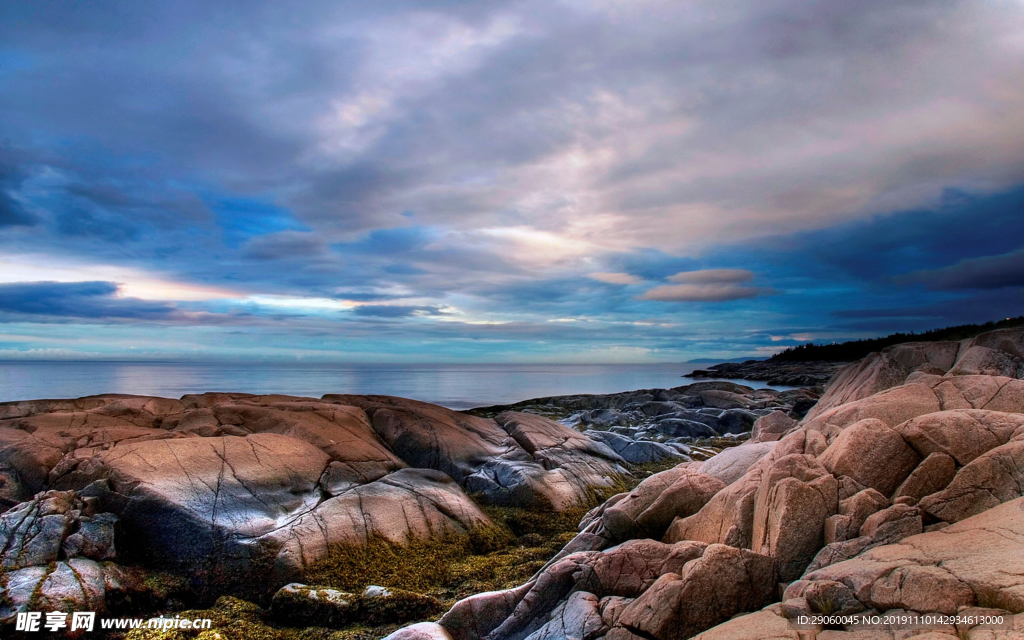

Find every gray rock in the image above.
[653,418,720,438]
[587,432,686,464]
[717,409,759,434]
[62,512,117,561]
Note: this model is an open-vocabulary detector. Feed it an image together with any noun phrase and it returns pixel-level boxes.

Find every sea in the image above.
[0,361,787,409]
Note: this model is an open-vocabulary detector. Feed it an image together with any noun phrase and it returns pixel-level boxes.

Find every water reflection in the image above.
[0,361,790,408]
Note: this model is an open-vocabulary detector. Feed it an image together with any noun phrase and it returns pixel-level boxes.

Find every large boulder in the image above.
[610,544,777,640]
[39,433,492,596]
[325,395,510,484]
[894,409,1024,466]
[268,468,493,581]
[574,539,707,598]
[700,441,775,485]
[750,454,838,581]
[600,465,722,542]
[892,452,957,504]
[918,438,1024,523]
[751,411,798,443]
[818,418,920,496]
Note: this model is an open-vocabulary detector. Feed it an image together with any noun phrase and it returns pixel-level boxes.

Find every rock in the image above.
[839,488,890,535]
[690,360,843,387]
[60,433,330,579]
[690,608,799,640]
[806,504,923,573]
[653,419,720,439]
[574,539,707,598]
[612,544,777,640]
[818,418,920,496]
[699,390,754,410]
[892,452,957,504]
[359,585,444,625]
[717,409,760,434]
[0,559,107,621]
[859,503,922,539]
[486,552,600,640]
[270,582,442,628]
[700,441,775,485]
[269,468,493,579]
[804,497,1024,614]
[784,579,865,615]
[329,395,509,484]
[919,438,1024,522]
[494,412,623,467]
[894,409,1024,465]
[803,382,943,436]
[632,471,725,539]
[62,512,117,561]
[586,431,686,464]
[522,591,607,640]
[806,340,963,421]
[751,454,838,581]
[40,433,492,596]
[581,409,627,428]
[638,401,686,417]
[270,583,356,628]
[752,411,798,443]
[439,583,533,640]
[0,490,77,570]
[664,458,767,548]
[384,622,455,640]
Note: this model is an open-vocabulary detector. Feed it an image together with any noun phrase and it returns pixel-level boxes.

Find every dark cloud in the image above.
[901,249,1024,291]
[242,231,330,261]
[0,281,178,320]
[0,190,34,227]
[352,305,448,318]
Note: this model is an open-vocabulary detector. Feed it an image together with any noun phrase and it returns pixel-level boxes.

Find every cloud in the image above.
[588,272,644,285]
[242,231,330,261]
[900,249,1024,291]
[0,281,179,320]
[639,269,769,302]
[0,190,35,227]
[0,1,1023,359]
[351,304,447,318]
[639,283,768,302]
[667,269,755,285]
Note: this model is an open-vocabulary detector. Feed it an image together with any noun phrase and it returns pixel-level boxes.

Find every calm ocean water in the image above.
[0,361,782,409]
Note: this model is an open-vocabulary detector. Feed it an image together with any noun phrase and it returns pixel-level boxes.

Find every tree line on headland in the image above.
[771,316,1024,362]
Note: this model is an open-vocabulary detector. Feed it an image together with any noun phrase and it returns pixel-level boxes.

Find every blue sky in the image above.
[1,0,1023,362]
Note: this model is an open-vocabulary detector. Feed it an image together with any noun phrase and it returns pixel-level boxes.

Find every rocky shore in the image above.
[1,327,1023,639]
[688,359,848,387]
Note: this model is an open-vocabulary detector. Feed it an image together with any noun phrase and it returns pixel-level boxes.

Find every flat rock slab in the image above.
[804,497,1024,614]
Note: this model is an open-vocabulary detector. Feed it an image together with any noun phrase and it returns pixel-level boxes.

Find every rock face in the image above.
[0,392,631,612]
[386,327,1024,640]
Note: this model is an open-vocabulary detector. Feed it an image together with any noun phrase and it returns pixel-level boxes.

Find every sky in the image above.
[0,0,1023,363]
